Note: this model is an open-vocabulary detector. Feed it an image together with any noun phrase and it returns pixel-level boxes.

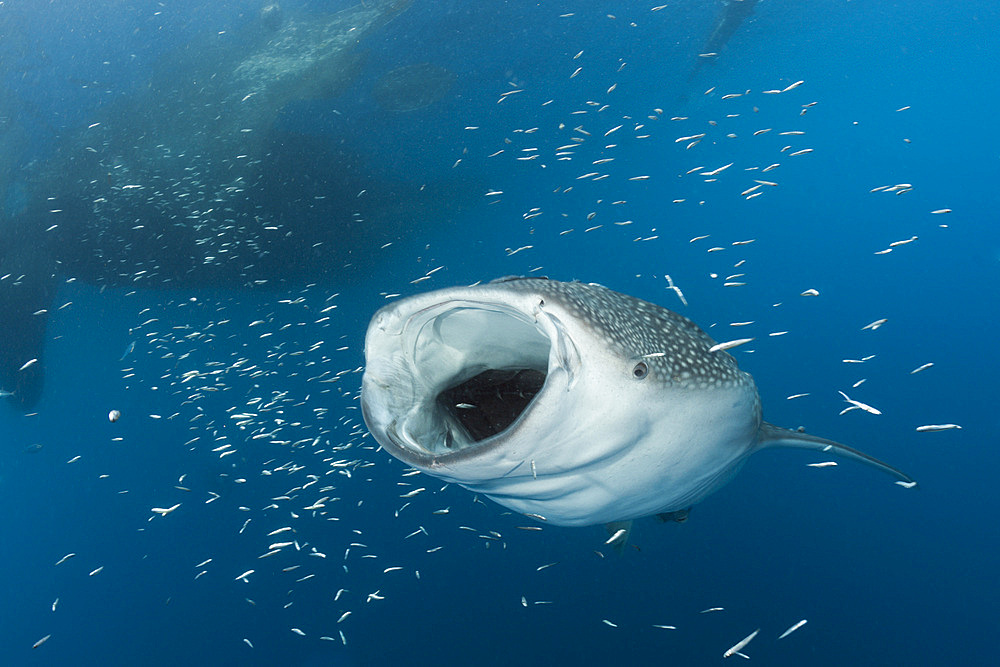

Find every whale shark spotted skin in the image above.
[361,277,914,527]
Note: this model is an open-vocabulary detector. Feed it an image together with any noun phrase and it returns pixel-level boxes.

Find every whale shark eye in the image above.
[632,361,648,379]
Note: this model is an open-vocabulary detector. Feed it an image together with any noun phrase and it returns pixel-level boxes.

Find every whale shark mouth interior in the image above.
[437,368,547,443]
[409,304,552,454]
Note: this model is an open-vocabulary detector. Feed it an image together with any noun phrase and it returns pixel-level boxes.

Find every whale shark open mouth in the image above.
[437,367,547,444]
[362,297,576,467]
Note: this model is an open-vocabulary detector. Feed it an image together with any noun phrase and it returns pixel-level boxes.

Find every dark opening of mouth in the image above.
[437,368,546,443]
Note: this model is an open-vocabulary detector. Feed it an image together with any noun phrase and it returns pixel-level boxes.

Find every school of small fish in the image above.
[10,2,963,662]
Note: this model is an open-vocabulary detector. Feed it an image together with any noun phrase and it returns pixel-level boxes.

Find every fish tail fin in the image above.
[757,421,917,487]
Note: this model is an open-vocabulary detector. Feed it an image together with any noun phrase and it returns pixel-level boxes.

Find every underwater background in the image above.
[1,1,998,664]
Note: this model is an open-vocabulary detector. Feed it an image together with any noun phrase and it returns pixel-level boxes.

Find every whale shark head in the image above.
[362,277,916,527]
[361,277,772,526]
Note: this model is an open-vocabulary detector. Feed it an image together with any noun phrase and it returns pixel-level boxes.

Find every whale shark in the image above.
[0,0,473,410]
[686,0,760,83]
[360,277,915,530]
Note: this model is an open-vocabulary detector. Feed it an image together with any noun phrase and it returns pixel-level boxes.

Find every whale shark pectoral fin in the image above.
[604,520,633,554]
[655,507,691,524]
[0,231,58,410]
[757,421,917,487]
[0,285,53,410]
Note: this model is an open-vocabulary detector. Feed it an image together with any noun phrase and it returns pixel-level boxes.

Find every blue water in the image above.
[2,1,998,664]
